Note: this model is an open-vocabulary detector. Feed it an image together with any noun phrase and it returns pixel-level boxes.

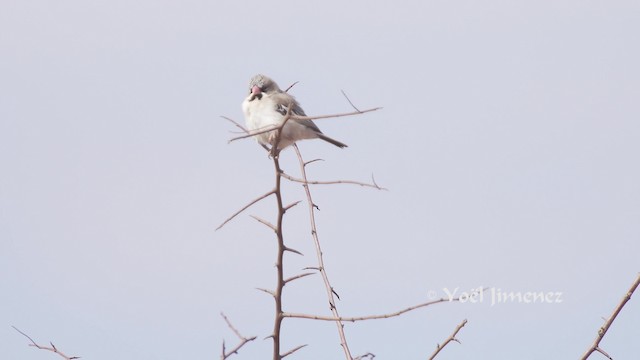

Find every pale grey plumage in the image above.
[242,74,347,150]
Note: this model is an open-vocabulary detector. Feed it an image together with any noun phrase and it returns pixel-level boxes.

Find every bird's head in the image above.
[247,74,281,101]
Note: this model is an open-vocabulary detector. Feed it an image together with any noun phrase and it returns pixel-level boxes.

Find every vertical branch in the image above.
[269,108,293,360]
[271,153,286,360]
[581,273,640,360]
[293,144,353,360]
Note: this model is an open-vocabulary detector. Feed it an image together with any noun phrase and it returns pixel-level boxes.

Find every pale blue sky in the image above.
[1,1,639,359]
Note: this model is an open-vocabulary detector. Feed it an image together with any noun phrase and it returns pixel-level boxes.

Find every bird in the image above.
[242,74,347,152]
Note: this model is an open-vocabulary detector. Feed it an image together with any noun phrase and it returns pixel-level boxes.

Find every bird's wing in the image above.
[270,92,323,133]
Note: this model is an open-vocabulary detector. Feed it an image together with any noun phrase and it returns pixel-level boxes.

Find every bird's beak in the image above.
[248,85,263,101]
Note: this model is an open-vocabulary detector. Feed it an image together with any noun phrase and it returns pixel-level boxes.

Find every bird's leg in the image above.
[269,146,281,158]
[268,131,278,145]
[268,131,282,158]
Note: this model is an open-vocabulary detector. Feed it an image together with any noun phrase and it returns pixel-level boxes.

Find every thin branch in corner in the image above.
[12,326,79,360]
[220,313,257,360]
[428,319,468,360]
[581,273,640,360]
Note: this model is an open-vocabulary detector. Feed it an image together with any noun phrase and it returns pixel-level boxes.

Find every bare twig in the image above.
[428,319,468,360]
[222,116,249,133]
[216,190,275,230]
[220,313,257,360]
[581,273,640,360]
[290,108,381,122]
[228,124,280,144]
[280,172,387,190]
[283,296,464,322]
[12,326,79,360]
[293,144,353,360]
[221,115,271,152]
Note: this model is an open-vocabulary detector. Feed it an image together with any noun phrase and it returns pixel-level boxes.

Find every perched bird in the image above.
[242,74,347,151]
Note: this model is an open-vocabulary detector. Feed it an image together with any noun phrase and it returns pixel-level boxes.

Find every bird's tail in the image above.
[317,134,348,148]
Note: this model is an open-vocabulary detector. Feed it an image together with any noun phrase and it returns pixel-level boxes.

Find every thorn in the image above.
[341,89,363,113]
[284,81,299,93]
[304,158,324,166]
[256,287,276,297]
[284,247,303,256]
[284,272,315,284]
[332,287,341,300]
[284,201,301,211]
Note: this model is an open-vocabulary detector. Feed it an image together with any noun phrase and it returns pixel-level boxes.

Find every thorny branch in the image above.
[581,273,640,360]
[12,326,79,360]
[268,108,290,360]
[293,144,354,359]
[428,319,468,360]
[220,313,257,360]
